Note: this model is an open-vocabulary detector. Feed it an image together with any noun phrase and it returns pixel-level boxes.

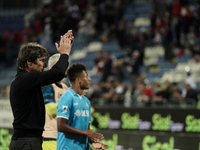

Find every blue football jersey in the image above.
[57,87,91,150]
[42,84,55,104]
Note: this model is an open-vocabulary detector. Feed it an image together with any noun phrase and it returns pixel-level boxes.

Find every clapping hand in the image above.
[64,30,74,46]
[55,31,73,55]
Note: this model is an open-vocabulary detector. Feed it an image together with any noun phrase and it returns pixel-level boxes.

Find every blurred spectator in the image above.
[184,82,198,103]
[0,85,10,98]
[171,14,181,47]
[193,52,200,63]
[116,19,128,49]
[113,79,126,105]
[39,17,56,55]
[137,74,151,88]
[101,52,113,81]
[100,24,117,42]
[2,29,13,53]
[172,81,198,104]
[153,29,162,44]
[172,89,182,100]
[67,0,82,32]
[14,29,23,45]
[193,4,200,37]
[185,70,197,90]
[129,50,142,86]
[77,6,97,44]
[101,79,115,105]
[112,59,130,82]
[93,51,104,76]
[60,8,74,36]
[155,15,164,30]
[124,85,134,107]
[157,0,168,16]
[99,76,126,105]
[162,25,174,62]
[163,80,173,99]
[104,0,115,27]
[172,82,182,95]
[181,5,194,35]
[149,8,157,31]
[171,0,182,16]
[135,82,153,106]
[88,83,102,104]
[152,82,166,105]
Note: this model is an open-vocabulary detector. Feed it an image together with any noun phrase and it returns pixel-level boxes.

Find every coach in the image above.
[9,30,73,150]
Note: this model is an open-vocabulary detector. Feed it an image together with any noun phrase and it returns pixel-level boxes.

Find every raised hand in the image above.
[55,35,72,55]
[64,30,74,46]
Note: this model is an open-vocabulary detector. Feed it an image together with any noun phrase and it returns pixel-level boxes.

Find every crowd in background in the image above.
[87,63,200,107]
[0,0,200,107]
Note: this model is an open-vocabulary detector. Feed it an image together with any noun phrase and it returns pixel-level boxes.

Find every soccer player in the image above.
[57,63,107,150]
[9,30,73,150]
[42,53,69,150]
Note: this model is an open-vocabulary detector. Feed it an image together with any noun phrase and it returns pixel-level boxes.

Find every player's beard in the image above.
[80,84,89,90]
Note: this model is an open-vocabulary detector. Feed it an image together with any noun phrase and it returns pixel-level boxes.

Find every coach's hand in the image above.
[55,34,72,55]
[64,30,74,46]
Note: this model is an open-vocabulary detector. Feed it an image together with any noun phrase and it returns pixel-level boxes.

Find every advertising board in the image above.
[1,106,200,150]
[93,107,200,133]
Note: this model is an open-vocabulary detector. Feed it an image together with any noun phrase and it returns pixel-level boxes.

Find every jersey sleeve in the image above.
[57,91,72,120]
[41,84,55,104]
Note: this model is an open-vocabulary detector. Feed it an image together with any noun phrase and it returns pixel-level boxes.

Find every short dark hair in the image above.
[17,43,49,69]
[67,63,86,82]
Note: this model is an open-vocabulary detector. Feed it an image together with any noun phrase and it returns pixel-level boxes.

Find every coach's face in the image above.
[27,56,47,72]
[79,70,91,90]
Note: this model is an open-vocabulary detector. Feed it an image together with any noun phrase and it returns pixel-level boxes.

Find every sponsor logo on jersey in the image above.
[62,106,68,112]
[74,103,78,106]
[75,109,81,117]
[75,109,90,117]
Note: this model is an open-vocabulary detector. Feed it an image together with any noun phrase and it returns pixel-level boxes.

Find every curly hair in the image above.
[67,63,86,82]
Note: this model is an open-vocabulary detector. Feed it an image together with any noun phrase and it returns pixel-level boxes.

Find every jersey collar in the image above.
[68,87,83,100]
[68,87,82,96]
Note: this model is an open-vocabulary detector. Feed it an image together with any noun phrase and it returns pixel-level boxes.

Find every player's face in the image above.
[79,70,91,90]
[29,57,47,72]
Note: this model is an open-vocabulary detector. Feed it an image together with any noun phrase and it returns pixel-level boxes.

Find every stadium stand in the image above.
[0,0,200,108]
[1,1,200,150]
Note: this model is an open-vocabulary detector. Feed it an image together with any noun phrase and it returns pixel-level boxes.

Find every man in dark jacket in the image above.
[9,30,74,150]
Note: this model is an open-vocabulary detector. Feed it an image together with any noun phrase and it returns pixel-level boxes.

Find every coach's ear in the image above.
[27,61,31,66]
[26,61,34,72]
